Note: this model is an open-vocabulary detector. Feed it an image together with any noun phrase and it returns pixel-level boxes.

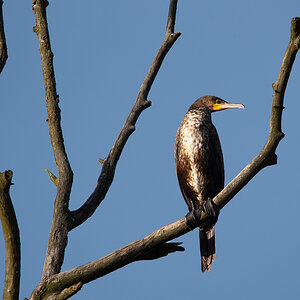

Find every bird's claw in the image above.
[185,207,203,230]
[185,198,219,230]
[203,197,218,218]
[203,198,219,228]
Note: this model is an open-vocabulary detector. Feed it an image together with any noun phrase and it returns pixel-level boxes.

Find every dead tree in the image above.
[1,0,299,299]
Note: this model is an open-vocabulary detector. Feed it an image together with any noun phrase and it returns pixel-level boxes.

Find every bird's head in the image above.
[190,95,245,112]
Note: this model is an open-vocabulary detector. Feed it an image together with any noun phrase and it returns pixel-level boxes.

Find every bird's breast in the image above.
[176,111,210,161]
[175,109,217,204]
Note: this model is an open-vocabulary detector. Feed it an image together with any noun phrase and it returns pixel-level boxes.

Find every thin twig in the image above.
[97,158,105,165]
[45,169,58,186]
[0,0,8,73]
[166,0,178,36]
[0,170,20,300]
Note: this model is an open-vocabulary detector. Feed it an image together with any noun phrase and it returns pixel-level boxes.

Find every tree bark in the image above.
[0,171,20,300]
[29,219,190,300]
[32,0,73,280]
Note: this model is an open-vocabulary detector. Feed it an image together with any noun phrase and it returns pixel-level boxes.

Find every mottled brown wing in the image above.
[175,154,197,211]
[175,133,199,211]
[198,124,225,200]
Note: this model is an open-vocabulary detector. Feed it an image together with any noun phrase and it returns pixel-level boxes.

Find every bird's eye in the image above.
[216,99,222,104]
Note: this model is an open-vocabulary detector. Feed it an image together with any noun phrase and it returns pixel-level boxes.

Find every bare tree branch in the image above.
[0,170,20,300]
[29,218,190,299]
[56,282,83,300]
[135,242,185,261]
[166,0,178,36]
[68,0,181,231]
[0,0,8,73]
[32,0,73,280]
[29,17,299,299]
[213,16,300,211]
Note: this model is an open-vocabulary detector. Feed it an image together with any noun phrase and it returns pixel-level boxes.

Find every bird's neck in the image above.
[187,107,212,123]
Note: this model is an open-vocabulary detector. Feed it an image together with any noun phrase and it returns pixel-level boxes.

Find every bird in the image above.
[174,95,244,272]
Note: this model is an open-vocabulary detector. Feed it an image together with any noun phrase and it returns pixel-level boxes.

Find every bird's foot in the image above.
[203,197,219,227]
[203,197,218,218]
[185,198,219,230]
[185,207,203,230]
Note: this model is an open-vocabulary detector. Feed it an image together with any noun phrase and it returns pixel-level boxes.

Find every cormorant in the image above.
[174,95,244,272]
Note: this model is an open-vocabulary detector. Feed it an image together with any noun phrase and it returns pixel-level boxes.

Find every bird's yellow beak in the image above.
[212,102,245,111]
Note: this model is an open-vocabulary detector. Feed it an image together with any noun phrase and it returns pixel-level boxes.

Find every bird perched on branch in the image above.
[175,95,244,272]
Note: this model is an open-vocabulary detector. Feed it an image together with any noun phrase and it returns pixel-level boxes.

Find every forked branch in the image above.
[31,0,181,294]
[68,0,181,231]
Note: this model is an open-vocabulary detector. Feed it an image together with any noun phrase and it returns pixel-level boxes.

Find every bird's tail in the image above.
[199,226,216,272]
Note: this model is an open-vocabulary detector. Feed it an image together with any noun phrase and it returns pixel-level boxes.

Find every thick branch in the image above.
[29,218,190,299]
[68,0,181,231]
[0,170,20,300]
[0,0,8,73]
[29,17,299,299]
[33,0,73,280]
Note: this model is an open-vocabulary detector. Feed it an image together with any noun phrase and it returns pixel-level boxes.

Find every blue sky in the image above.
[1,1,300,299]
